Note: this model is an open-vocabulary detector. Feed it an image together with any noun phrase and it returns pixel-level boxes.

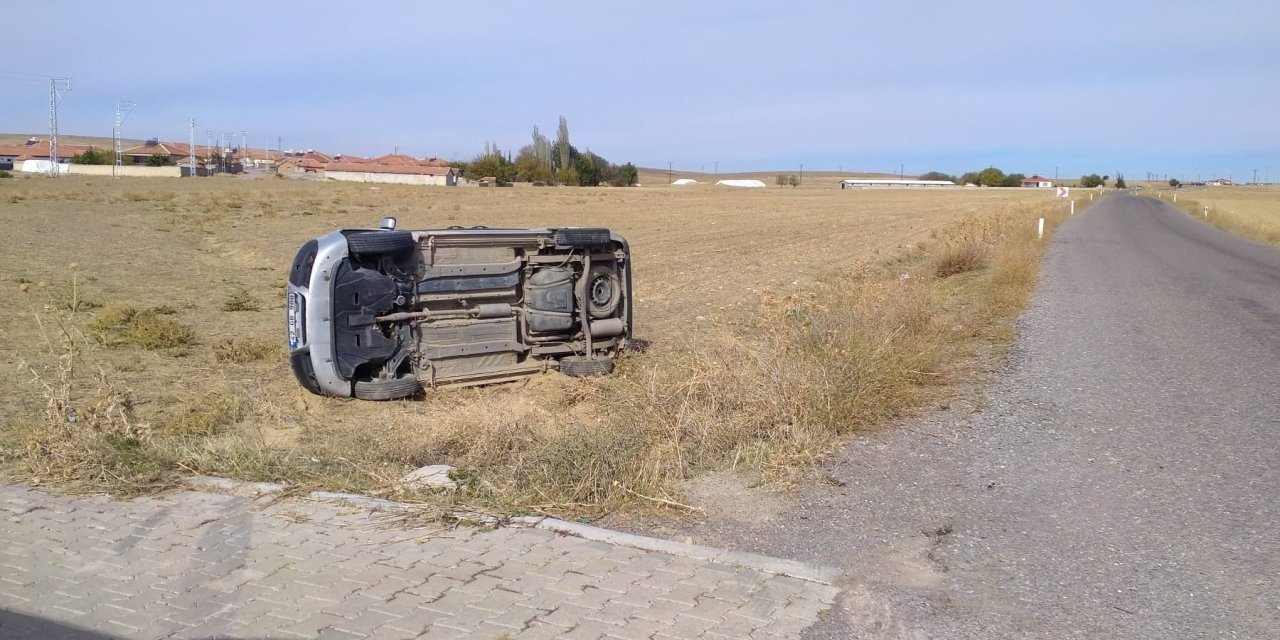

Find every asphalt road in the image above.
[657,194,1280,638]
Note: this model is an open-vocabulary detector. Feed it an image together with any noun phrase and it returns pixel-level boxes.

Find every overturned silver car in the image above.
[287,220,631,399]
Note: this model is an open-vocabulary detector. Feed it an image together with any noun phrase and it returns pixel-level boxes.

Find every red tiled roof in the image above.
[8,140,92,160]
[371,154,422,166]
[234,150,284,161]
[300,151,333,164]
[1022,175,1051,182]
[298,158,327,169]
[326,163,458,176]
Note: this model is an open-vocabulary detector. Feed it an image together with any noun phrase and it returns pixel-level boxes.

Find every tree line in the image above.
[454,116,637,187]
[920,168,1126,188]
[71,148,173,166]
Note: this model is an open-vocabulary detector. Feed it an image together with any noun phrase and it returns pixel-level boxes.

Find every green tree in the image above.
[71,148,111,165]
[1001,173,1026,188]
[1115,175,1127,189]
[465,141,514,182]
[1168,178,1181,188]
[515,145,551,183]
[555,116,571,176]
[1080,174,1104,188]
[918,171,957,182]
[959,171,981,186]
[575,152,603,186]
[611,162,638,187]
[977,167,1006,187]
[147,153,175,167]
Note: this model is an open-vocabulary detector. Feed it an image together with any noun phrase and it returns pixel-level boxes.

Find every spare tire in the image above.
[353,373,419,400]
[559,355,614,378]
[587,264,622,319]
[347,230,415,255]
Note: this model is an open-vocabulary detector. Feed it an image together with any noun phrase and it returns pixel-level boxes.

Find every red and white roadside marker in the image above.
[1057,186,1070,199]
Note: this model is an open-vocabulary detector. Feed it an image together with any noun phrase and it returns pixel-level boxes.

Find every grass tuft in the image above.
[221,288,260,312]
[213,337,281,363]
[87,306,196,350]
[159,392,245,437]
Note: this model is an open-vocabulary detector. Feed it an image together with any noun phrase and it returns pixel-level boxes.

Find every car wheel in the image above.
[353,373,419,400]
[559,355,614,377]
[347,230,415,255]
[553,228,611,247]
[587,265,622,319]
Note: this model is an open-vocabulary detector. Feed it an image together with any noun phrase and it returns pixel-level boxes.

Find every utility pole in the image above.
[799,163,804,186]
[1254,168,1259,185]
[48,78,72,176]
[113,100,138,177]
[899,163,904,180]
[667,162,672,184]
[188,118,196,177]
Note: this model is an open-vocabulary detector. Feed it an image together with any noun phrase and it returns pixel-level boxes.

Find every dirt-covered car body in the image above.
[287,224,631,399]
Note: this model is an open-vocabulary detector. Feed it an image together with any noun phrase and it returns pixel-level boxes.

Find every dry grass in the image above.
[86,305,196,351]
[221,288,261,312]
[0,176,1077,511]
[1147,185,1280,246]
[213,337,282,364]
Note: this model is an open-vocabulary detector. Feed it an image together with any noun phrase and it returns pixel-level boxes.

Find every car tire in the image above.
[353,373,419,400]
[559,355,614,377]
[587,264,622,319]
[553,228,611,247]
[347,231,415,255]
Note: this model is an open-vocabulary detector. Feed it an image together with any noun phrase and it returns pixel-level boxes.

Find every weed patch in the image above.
[213,337,281,363]
[221,288,260,312]
[87,306,196,350]
[160,392,245,437]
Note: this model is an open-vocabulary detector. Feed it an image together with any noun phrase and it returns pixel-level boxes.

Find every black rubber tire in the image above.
[559,355,615,378]
[553,228,611,247]
[587,264,623,319]
[347,231,415,255]
[353,373,419,400]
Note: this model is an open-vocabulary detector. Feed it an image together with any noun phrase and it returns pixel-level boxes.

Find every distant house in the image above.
[276,158,303,175]
[326,163,459,186]
[0,145,21,170]
[233,149,284,169]
[8,138,92,172]
[1021,175,1053,188]
[1208,177,1233,186]
[298,158,327,175]
[121,140,216,167]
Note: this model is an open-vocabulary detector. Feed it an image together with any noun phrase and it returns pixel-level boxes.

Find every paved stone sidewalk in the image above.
[0,484,839,639]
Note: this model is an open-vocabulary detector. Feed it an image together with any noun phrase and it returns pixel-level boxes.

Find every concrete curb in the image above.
[181,475,840,585]
[183,475,286,496]
[514,516,841,585]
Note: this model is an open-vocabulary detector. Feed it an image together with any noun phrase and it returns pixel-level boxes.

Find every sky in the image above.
[2,1,1278,180]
